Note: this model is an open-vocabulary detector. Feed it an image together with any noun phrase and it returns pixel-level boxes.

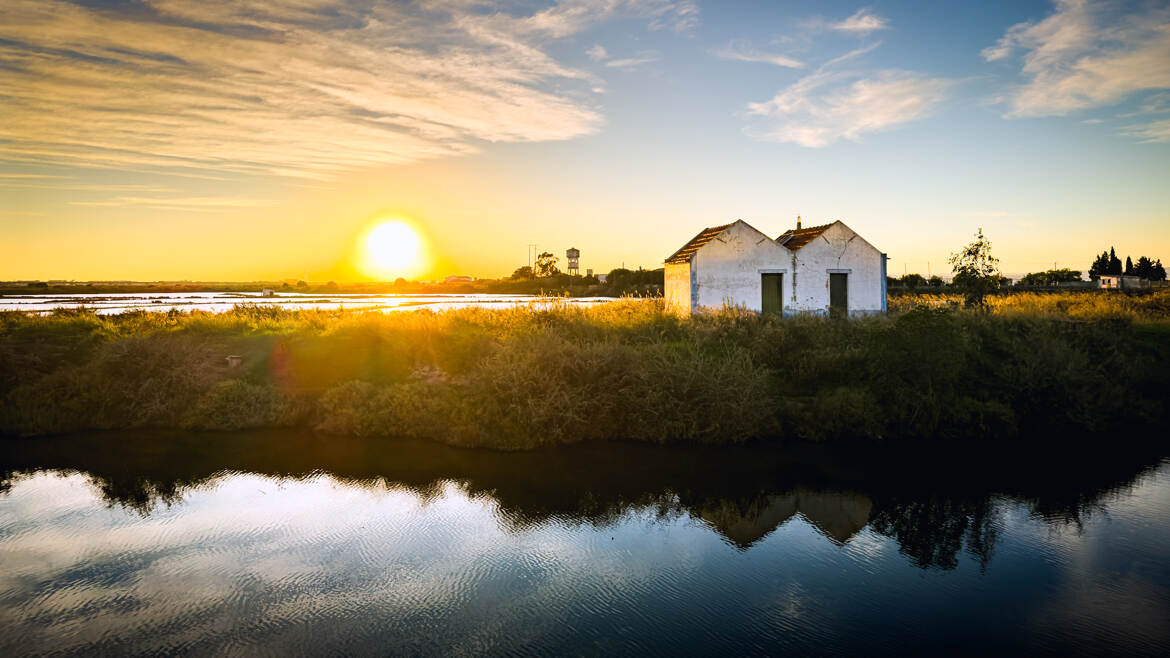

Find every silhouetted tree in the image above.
[510,266,534,280]
[534,253,560,277]
[1089,251,1109,280]
[1109,247,1122,275]
[1125,256,1134,275]
[949,229,1001,308]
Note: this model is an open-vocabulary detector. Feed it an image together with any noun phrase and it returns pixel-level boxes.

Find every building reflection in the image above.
[0,430,1161,571]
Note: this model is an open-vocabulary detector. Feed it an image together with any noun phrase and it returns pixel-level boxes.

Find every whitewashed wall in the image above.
[789,222,885,316]
[664,262,692,315]
[691,220,791,313]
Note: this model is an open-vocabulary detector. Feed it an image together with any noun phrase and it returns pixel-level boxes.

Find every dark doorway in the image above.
[761,273,782,314]
[829,273,848,317]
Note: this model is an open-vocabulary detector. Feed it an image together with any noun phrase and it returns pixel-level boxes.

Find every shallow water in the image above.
[0,292,615,314]
[1,432,1168,655]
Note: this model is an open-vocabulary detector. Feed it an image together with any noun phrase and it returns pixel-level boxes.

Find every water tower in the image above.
[566,247,580,276]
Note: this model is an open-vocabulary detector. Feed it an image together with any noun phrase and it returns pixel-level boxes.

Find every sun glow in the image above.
[359,219,428,279]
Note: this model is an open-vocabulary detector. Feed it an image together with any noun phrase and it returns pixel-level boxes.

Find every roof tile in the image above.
[665,223,733,264]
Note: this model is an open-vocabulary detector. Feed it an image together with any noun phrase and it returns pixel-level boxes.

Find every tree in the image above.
[1018,268,1082,286]
[1109,247,1122,275]
[510,265,534,280]
[901,273,927,290]
[1089,251,1110,280]
[534,252,560,277]
[948,228,1001,308]
[928,275,945,288]
[1125,256,1134,275]
[1154,259,1167,281]
[296,280,308,288]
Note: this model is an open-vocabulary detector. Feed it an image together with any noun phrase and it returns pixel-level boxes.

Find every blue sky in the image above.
[2,0,1168,279]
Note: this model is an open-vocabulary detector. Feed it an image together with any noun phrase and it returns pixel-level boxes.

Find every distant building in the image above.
[664,218,887,317]
[444,275,474,283]
[1099,275,1149,290]
[597,274,608,284]
[566,248,580,276]
[261,288,275,297]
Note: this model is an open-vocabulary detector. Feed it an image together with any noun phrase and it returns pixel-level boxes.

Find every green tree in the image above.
[534,252,560,277]
[901,273,927,290]
[948,228,1001,308]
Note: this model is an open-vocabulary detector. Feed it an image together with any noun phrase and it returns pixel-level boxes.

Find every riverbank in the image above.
[2,294,1168,446]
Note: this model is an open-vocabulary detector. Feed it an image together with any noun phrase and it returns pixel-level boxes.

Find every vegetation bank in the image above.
[2,291,1167,448]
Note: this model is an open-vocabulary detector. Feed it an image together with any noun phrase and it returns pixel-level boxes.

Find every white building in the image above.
[664,218,887,317]
[1098,275,1148,290]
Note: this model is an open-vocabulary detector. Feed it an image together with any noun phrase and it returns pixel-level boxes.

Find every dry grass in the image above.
[1,292,1167,447]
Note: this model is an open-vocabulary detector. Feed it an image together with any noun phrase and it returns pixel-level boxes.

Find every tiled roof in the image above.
[776,223,832,251]
[665,223,733,264]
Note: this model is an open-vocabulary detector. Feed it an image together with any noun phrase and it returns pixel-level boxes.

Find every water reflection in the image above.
[1,432,1167,654]
[2,431,1162,566]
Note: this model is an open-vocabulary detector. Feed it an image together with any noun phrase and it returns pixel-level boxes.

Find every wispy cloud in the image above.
[982,0,1170,138]
[830,8,890,34]
[587,44,609,61]
[68,196,276,212]
[0,1,699,180]
[747,70,950,147]
[712,40,804,68]
[743,41,949,148]
[1119,118,1170,143]
[605,53,661,70]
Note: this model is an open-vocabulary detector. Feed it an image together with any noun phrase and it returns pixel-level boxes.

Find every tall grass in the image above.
[2,292,1167,447]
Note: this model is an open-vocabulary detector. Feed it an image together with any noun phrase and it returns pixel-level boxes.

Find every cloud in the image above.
[605,53,661,69]
[982,0,1170,128]
[587,44,609,61]
[0,1,700,180]
[713,40,804,68]
[67,195,276,212]
[746,63,951,147]
[1119,118,1170,142]
[831,8,890,34]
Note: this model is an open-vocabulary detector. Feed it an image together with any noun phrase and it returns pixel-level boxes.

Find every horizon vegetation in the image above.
[2,291,1167,449]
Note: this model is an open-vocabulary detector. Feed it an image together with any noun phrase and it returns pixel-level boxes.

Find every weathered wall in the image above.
[664,262,692,315]
[788,222,885,316]
[692,221,791,312]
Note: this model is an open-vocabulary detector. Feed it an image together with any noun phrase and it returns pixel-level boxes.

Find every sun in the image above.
[359,220,427,279]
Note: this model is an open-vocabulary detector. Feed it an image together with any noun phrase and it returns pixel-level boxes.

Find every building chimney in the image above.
[796,215,802,230]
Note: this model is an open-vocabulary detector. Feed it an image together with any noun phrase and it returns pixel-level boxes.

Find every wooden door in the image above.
[761,273,782,314]
[829,273,848,317]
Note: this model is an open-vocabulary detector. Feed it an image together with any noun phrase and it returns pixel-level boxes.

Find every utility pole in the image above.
[528,244,537,270]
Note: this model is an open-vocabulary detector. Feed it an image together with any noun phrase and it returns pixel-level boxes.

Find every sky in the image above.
[2,0,1169,281]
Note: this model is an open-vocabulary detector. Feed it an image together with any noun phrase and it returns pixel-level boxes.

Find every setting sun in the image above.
[359,220,427,279]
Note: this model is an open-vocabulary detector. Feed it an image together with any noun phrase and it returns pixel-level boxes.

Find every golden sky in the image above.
[2,0,1169,280]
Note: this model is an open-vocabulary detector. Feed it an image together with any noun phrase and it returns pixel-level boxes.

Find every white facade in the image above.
[665,219,887,317]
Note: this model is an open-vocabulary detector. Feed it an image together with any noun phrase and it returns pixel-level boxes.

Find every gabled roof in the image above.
[776,222,833,251]
[665,222,733,264]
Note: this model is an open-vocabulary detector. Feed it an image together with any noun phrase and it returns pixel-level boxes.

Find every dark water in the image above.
[1,432,1168,655]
